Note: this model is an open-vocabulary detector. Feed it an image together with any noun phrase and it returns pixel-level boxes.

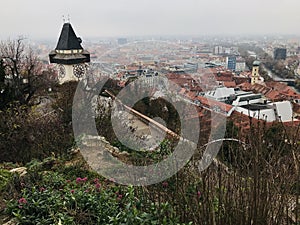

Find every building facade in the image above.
[235,59,246,72]
[226,56,236,71]
[274,48,287,60]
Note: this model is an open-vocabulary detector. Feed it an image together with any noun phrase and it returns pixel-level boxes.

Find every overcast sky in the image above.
[1,0,300,40]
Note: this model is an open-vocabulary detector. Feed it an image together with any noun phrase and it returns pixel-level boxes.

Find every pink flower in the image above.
[197,191,201,198]
[76,177,82,183]
[18,198,27,204]
[117,194,123,201]
[39,187,46,192]
[93,178,99,184]
[76,177,88,184]
[95,183,101,189]
[70,190,75,194]
[162,181,168,188]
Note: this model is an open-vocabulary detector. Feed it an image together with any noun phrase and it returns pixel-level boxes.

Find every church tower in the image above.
[49,23,90,83]
[251,60,260,85]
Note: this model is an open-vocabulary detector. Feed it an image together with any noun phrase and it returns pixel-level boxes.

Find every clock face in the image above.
[58,65,66,78]
[73,64,85,78]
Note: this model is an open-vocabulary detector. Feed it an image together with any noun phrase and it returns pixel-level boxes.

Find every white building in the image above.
[205,87,235,102]
[235,60,246,72]
[235,101,294,122]
[203,87,295,122]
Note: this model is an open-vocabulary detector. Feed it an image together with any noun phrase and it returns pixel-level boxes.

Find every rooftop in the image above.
[55,23,83,50]
[253,60,260,66]
[49,22,90,65]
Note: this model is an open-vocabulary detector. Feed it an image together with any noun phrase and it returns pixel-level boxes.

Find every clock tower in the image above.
[49,22,90,83]
[251,60,260,85]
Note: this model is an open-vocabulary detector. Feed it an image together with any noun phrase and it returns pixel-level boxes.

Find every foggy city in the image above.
[0,1,299,224]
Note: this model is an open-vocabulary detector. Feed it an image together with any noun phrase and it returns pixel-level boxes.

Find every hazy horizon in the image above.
[1,0,300,41]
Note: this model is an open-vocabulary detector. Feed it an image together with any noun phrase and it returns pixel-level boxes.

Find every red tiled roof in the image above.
[238,82,252,91]
[186,91,197,99]
[251,83,271,95]
[213,71,234,82]
[282,87,300,99]
[195,96,233,113]
[265,90,284,101]
[265,81,287,91]
[234,76,251,85]
[223,81,236,88]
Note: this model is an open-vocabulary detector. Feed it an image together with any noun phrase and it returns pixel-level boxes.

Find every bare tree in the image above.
[0,38,53,108]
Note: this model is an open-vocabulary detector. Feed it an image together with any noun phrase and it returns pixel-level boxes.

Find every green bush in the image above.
[0,169,12,192]
[5,165,186,225]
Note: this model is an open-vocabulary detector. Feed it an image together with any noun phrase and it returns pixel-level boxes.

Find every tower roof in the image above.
[49,22,90,65]
[55,23,83,50]
[253,60,260,66]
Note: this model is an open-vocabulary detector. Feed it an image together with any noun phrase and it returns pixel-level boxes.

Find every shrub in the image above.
[5,161,186,225]
[0,169,12,193]
[0,105,73,163]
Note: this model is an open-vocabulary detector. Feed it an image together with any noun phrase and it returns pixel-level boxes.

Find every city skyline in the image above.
[1,0,300,40]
